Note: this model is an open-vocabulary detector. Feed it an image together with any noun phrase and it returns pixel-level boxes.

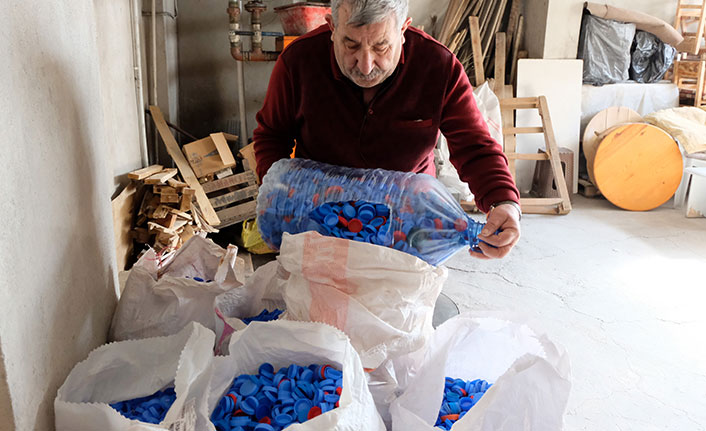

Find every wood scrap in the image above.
[144,168,178,185]
[128,164,163,180]
[126,164,214,255]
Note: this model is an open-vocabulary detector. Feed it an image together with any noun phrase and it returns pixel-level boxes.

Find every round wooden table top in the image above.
[583,107,643,184]
[594,123,683,211]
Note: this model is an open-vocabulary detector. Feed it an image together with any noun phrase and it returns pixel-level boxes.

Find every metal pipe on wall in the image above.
[130,0,149,166]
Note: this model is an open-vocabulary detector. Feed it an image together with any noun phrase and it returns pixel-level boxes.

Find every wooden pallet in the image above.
[202,169,258,228]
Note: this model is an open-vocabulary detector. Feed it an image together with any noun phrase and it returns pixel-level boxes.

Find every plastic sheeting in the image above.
[631,31,676,83]
[578,13,636,86]
[581,82,679,137]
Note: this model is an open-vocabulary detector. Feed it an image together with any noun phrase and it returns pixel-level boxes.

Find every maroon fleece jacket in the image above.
[253,25,519,212]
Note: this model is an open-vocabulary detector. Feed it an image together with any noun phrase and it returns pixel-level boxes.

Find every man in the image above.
[253,0,521,259]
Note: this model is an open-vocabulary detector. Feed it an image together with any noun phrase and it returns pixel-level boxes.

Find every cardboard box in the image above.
[182,133,238,178]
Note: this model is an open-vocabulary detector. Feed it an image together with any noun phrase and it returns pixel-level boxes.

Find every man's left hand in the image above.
[469,203,521,260]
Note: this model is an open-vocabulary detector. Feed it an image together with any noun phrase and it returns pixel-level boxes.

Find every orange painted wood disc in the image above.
[594,124,683,211]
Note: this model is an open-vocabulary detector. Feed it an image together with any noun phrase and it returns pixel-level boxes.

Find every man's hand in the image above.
[469,203,521,260]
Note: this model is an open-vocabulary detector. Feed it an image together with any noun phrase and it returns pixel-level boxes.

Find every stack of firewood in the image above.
[128,164,213,253]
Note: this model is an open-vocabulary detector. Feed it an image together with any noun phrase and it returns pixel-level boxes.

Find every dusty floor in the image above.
[442,195,706,431]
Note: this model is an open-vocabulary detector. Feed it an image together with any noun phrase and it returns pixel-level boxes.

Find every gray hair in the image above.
[331,0,409,29]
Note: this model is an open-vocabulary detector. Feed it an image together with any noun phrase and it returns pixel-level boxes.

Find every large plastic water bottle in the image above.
[256,159,487,266]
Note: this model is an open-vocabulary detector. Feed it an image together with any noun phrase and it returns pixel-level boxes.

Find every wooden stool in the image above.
[593,124,683,211]
[531,147,574,199]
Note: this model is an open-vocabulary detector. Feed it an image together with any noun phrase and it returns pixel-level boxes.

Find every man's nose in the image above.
[356,50,375,75]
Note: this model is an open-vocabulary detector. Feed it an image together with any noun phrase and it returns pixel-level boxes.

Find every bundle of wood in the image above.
[128,164,213,253]
[434,0,525,88]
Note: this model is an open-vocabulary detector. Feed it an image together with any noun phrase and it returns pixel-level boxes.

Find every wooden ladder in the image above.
[675,0,706,55]
[501,96,572,215]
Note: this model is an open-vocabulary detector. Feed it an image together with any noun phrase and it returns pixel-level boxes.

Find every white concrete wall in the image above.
[0,1,142,428]
[540,0,676,59]
[176,0,451,142]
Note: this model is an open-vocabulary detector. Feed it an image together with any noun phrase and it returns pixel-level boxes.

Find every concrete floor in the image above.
[442,195,706,431]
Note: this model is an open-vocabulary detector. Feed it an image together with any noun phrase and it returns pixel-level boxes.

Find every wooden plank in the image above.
[210,133,237,167]
[167,178,188,189]
[504,126,544,135]
[510,15,524,86]
[239,143,260,184]
[469,16,485,87]
[202,170,257,193]
[209,185,259,209]
[180,188,195,212]
[149,105,220,225]
[494,33,506,91]
[216,200,257,228]
[153,185,177,195]
[128,164,163,180]
[506,153,550,161]
[537,96,572,214]
[152,204,172,219]
[160,193,179,203]
[144,168,178,185]
[500,97,539,109]
[505,0,522,56]
[520,198,564,206]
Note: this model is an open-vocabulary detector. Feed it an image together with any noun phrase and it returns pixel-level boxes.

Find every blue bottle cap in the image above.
[459,397,474,411]
[342,203,356,218]
[278,379,292,392]
[324,393,339,403]
[294,399,313,422]
[230,416,251,427]
[300,368,314,383]
[253,424,275,431]
[274,413,293,426]
[239,379,259,398]
[259,363,275,378]
[324,213,338,227]
[240,396,258,415]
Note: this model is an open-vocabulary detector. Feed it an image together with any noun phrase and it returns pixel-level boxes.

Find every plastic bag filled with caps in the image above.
[389,313,572,431]
[208,320,386,431]
[55,322,216,431]
[257,159,487,266]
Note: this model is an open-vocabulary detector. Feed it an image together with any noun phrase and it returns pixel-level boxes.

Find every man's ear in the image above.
[401,17,412,33]
[325,14,335,34]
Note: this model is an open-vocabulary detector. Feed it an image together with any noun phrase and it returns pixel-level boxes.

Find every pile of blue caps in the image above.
[241,309,284,325]
[435,378,492,430]
[211,363,343,431]
[257,159,487,266]
[309,200,392,245]
[110,387,176,424]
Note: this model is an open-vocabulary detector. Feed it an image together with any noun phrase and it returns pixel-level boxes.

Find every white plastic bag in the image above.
[209,320,386,431]
[110,236,244,341]
[390,313,571,431]
[55,322,216,431]
[277,231,447,370]
[213,260,288,353]
[435,81,503,202]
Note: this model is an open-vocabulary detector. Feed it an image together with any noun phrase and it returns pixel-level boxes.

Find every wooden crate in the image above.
[202,169,259,228]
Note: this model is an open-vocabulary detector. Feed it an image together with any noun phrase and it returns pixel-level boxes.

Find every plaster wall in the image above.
[176,0,451,142]
[0,0,141,428]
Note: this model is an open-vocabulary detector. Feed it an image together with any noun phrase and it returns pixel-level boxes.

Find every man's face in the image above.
[327,4,412,88]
